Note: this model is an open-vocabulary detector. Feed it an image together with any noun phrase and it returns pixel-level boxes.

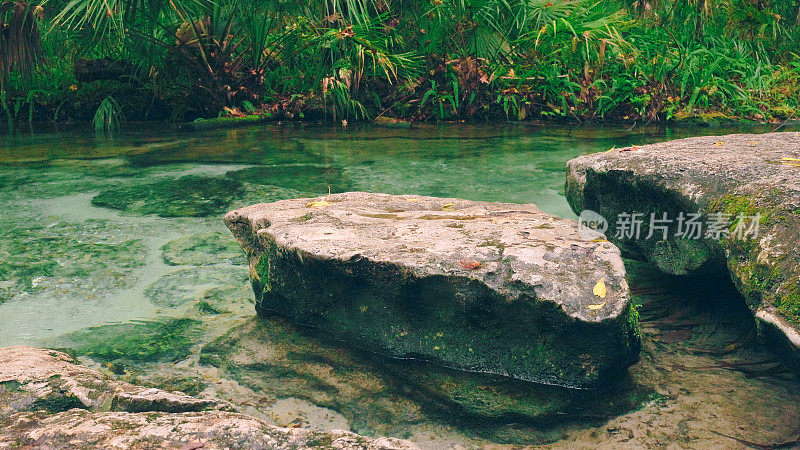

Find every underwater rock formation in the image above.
[0,346,416,449]
[566,132,800,363]
[225,192,641,388]
[92,175,244,217]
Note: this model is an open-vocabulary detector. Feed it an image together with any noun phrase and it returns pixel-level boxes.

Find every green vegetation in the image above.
[61,318,202,363]
[91,175,244,217]
[2,0,800,127]
[226,165,353,194]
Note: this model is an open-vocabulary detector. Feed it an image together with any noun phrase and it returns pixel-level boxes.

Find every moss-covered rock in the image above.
[161,232,246,266]
[126,131,319,167]
[186,114,273,130]
[225,192,640,389]
[566,132,800,363]
[0,219,146,303]
[58,318,202,363]
[226,165,353,195]
[0,347,410,448]
[91,175,244,217]
[200,317,650,441]
[144,266,249,308]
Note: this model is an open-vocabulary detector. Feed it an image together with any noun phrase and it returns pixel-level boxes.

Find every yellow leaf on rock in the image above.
[593,277,607,298]
[588,302,606,310]
[306,200,332,208]
[782,157,800,161]
[442,203,455,210]
[713,142,724,147]
[405,198,420,202]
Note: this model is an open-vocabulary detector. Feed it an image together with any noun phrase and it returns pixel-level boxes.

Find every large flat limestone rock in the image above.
[566,132,800,362]
[225,192,640,388]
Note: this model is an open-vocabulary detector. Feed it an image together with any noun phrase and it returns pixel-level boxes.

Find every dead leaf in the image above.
[442,203,456,210]
[781,157,800,166]
[306,200,332,208]
[593,277,607,298]
[713,142,724,147]
[459,259,481,270]
[619,145,639,152]
[588,302,606,310]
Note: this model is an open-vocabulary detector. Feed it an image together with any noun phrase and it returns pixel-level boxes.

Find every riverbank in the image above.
[3,0,800,131]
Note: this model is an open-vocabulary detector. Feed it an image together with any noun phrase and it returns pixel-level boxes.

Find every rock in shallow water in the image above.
[224,192,641,388]
[91,175,244,217]
[565,132,800,362]
[0,346,416,449]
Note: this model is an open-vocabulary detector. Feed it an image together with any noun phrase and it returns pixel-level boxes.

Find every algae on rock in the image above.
[92,175,244,217]
[566,132,800,362]
[225,192,641,389]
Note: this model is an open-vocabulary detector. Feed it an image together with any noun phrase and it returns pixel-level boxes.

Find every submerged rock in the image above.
[565,132,800,362]
[0,346,416,449]
[161,232,246,266]
[126,133,315,167]
[201,317,650,440]
[92,175,244,217]
[144,266,249,307]
[226,164,354,194]
[0,218,146,304]
[224,192,640,388]
[58,318,202,363]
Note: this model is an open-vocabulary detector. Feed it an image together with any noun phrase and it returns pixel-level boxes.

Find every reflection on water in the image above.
[0,123,798,447]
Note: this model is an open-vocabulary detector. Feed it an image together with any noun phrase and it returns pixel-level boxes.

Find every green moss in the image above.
[161,232,245,266]
[293,212,314,222]
[226,165,353,195]
[626,302,641,343]
[60,318,202,363]
[197,300,225,314]
[671,111,739,127]
[252,246,638,388]
[707,194,775,229]
[32,394,87,413]
[187,113,272,131]
[250,252,271,303]
[0,380,23,393]
[91,175,244,217]
[144,266,248,307]
[0,219,146,299]
[776,284,800,324]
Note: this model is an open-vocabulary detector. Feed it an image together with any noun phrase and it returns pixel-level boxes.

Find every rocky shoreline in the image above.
[0,346,416,449]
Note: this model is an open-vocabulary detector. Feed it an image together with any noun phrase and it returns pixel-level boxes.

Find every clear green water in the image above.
[1,123,798,447]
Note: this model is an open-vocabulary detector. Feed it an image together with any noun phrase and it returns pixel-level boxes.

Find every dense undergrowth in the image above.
[2,0,800,128]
